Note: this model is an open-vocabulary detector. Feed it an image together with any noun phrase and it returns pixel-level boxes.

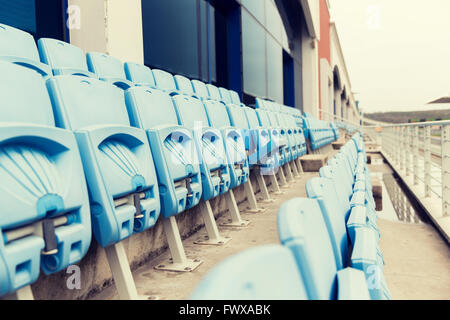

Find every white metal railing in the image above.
[316,107,449,219]
[364,120,450,218]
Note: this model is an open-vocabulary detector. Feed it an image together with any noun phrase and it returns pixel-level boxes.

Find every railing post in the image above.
[394,127,401,165]
[442,125,450,216]
[424,126,431,197]
[405,126,411,176]
[413,126,419,185]
[389,127,397,158]
[400,126,405,170]
[394,127,398,164]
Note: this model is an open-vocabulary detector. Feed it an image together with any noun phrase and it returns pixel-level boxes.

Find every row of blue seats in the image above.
[0,23,317,298]
[191,133,391,300]
[254,100,339,150]
[302,114,338,150]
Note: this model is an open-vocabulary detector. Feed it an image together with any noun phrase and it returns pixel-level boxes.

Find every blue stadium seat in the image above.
[191,79,210,100]
[266,111,291,163]
[206,83,222,102]
[124,62,156,88]
[277,198,371,300]
[255,108,286,165]
[229,90,241,105]
[203,101,249,189]
[190,244,308,300]
[276,112,299,160]
[172,95,231,200]
[331,122,340,140]
[174,74,195,97]
[125,87,202,217]
[255,97,267,110]
[283,113,307,157]
[0,62,91,296]
[152,69,179,94]
[47,76,160,247]
[218,87,232,104]
[38,38,96,78]
[227,104,281,173]
[86,52,133,89]
[0,23,51,77]
[242,106,279,168]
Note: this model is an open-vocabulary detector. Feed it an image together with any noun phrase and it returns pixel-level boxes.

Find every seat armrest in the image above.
[346,206,368,245]
[350,226,379,275]
[337,268,371,300]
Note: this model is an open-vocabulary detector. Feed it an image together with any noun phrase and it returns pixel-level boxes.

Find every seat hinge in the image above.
[41,219,58,255]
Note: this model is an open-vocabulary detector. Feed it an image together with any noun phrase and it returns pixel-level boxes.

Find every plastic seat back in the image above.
[124,62,156,87]
[1,65,54,126]
[227,104,250,130]
[229,90,241,105]
[191,244,308,300]
[206,83,221,101]
[48,77,129,130]
[319,165,352,217]
[126,87,179,129]
[191,79,209,100]
[267,111,281,127]
[172,95,210,130]
[306,177,349,269]
[174,74,195,96]
[256,109,272,127]
[38,38,93,77]
[218,87,232,104]
[87,52,126,80]
[203,100,232,128]
[277,198,338,300]
[243,107,261,129]
[0,23,50,77]
[152,69,177,92]
[86,52,131,89]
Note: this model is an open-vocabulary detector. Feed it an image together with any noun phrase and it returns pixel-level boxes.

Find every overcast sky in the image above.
[329,0,450,113]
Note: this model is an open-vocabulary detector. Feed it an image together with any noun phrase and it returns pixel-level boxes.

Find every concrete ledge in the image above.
[300,154,329,172]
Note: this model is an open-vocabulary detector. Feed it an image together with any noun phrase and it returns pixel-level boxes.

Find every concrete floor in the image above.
[378,218,450,300]
[369,152,450,300]
[89,147,450,300]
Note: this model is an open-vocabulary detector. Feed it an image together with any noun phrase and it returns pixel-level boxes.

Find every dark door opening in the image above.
[283,50,295,108]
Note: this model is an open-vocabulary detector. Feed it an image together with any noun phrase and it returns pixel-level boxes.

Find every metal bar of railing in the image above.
[413,126,419,185]
[424,126,432,197]
[361,118,447,219]
[442,125,450,216]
